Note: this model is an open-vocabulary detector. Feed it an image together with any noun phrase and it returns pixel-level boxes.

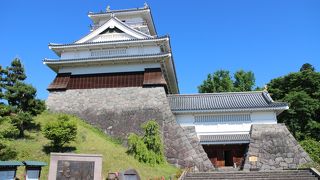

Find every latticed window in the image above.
[194,114,251,124]
[90,48,127,57]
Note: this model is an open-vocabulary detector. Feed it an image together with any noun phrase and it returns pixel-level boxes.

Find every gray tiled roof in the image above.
[200,134,250,144]
[49,35,169,48]
[168,91,288,113]
[43,53,171,64]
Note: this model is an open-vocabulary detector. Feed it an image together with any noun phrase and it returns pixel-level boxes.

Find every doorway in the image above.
[224,150,233,166]
[202,144,248,168]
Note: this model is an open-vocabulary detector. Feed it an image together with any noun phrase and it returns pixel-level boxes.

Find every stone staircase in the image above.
[183,169,319,180]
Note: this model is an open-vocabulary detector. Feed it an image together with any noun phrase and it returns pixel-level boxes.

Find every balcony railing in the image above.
[90,21,148,31]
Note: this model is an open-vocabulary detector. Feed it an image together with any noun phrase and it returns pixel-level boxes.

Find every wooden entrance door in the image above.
[224,150,233,166]
[216,150,225,167]
[202,144,248,168]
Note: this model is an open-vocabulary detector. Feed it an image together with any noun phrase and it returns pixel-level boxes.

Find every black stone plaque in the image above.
[56,160,94,180]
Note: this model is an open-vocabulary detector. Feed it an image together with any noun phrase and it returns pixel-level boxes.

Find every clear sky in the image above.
[1,0,319,99]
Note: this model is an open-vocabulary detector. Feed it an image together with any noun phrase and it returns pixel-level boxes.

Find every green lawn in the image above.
[7,112,178,179]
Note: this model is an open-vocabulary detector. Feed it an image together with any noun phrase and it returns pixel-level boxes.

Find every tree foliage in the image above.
[11,111,38,137]
[0,116,19,139]
[0,140,17,160]
[300,63,315,72]
[4,58,26,86]
[43,115,77,148]
[300,139,320,164]
[2,59,45,116]
[198,69,255,93]
[268,63,320,141]
[0,58,45,138]
[127,120,165,165]
[234,70,255,91]
[5,82,45,116]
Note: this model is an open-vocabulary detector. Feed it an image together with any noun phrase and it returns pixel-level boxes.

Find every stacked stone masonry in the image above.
[46,87,213,171]
[243,124,312,170]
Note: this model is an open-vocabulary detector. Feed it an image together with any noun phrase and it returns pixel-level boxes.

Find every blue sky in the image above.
[1,0,319,99]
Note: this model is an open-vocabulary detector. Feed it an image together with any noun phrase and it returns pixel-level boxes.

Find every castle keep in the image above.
[45,5,312,171]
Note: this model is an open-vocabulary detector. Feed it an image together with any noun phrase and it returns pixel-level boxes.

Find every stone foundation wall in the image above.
[243,124,312,170]
[46,87,213,171]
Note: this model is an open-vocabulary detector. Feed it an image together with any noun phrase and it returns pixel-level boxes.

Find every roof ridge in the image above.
[88,7,149,16]
[261,91,274,104]
[168,91,264,97]
[167,91,289,113]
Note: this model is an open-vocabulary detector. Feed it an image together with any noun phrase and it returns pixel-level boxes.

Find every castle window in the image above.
[194,114,251,124]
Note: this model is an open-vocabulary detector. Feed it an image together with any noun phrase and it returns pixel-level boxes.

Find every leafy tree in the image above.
[5,82,45,116]
[10,111,38,137]
[300,63,315,72]
[198,70,234,93]
[0,116,19,139]
[0,58,45,138]
[268,63,320,141]
[0,104,11,117]
[4,58,26,86]
[254,86,265,91]
[127,120,165,165]
[3,59,45,116]
[0,140,17,160]
[43,115,77,148]
[306,120,320,141]
[198,69,256,93]
[280,91,318,139]
[234,70,255,91]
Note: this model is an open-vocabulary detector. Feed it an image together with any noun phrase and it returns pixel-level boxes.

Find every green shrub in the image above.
[0,116,19,138]
[300,139,320,163]
[43,115,77,148]
[0,140,17,160]
[128,133,150,163]
[127,120,165,165]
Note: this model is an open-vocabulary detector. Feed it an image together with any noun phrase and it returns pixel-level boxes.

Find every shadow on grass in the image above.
[42,145,76,154]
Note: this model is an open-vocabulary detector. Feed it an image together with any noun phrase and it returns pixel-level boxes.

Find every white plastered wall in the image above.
[58,63,161,75]
[60,45,161,60]
[175,111,278,136]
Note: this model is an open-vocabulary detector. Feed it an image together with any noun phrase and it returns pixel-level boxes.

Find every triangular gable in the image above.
[75,17,152,43]
[99,27,124,34]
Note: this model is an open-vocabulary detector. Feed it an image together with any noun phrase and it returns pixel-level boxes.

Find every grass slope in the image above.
[8,112,178,179]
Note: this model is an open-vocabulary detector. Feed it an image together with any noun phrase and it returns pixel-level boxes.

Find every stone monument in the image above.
[48,153,102,180]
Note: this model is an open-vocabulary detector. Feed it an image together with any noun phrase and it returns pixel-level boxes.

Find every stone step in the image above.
[189,170,310,173]
[188,170,311,174]
[186,175,314,178]
[184,170,318,180]
[184,178,318,180]
[187,172,313,177]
